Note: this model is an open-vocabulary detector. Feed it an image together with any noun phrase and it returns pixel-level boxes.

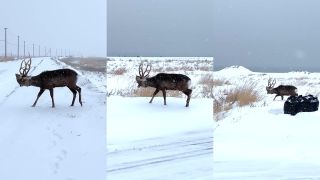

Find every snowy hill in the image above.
[215,65,253,76]
[0,57,106,180]
[213,67,320,179]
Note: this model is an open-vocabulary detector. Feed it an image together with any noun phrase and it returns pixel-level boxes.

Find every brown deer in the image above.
[15,57,82,107]
[266,78,298,100]
[135,63,192,107]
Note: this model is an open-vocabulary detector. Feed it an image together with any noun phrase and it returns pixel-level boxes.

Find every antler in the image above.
[138,63,152,77]
[19,55,32,76]
[267,78,276,88]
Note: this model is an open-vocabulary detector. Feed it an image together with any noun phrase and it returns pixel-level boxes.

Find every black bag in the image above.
[284,95,319,115]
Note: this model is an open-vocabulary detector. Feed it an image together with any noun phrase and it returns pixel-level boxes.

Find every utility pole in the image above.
[38,45,40,57]
[17,36,20,59]
[23,40,26,57]
[45,47,46,56]
[49,48,51,57]
[33,44,34,57]
[4,28,8,58]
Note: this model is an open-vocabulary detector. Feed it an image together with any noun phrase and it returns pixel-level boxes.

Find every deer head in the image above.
[15,56,32,87]
[136,63,151,87]
[266,78,276,94]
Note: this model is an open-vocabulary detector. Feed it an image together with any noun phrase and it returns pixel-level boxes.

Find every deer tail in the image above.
[187,79,191,88]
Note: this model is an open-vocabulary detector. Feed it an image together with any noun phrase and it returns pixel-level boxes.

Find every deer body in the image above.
[136,64,192,107]
[266,78,298,100]
[15,57,82,108]
[29,69,78,88]
[142,73,191,90]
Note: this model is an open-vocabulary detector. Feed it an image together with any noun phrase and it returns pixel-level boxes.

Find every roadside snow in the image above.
[107,96,212,149]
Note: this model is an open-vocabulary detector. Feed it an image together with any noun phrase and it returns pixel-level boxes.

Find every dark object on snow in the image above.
[135,63,192,107]
[266,78,298,100]
[15,56,82,108]
[284,95,319,115]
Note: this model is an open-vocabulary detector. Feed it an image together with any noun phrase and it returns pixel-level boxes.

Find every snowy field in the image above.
[107,57,214,179]
[213,66,320,179]
[0,57,106,180]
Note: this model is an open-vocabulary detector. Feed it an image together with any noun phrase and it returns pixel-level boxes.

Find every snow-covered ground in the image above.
[213,66,320,179]
[0,57,106,180]
[107,57,214,179]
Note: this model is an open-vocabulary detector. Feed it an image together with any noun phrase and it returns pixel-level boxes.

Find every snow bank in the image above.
[107,96,213,149]
[215,65,253,76]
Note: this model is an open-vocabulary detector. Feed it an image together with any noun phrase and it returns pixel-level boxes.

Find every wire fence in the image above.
[0,26,73,60]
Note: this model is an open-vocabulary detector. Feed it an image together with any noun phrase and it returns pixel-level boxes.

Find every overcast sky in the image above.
[0,0,106,57]
[107,0,214,57]
[108,0,320,72]
[213,0,320,71]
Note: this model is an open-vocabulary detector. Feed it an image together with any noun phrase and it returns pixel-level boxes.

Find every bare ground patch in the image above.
[0,56,15,62]
[61,57,106,73]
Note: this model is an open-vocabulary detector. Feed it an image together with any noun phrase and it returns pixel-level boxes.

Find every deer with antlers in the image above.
[15,57,82,107]
[135,63,192,107]
[266,78,298,100]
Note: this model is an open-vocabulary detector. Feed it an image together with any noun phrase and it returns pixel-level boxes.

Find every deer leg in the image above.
[75,86,82,106]
[32,88,45,107]
[49,88,55,108]
[149,89,160,103]
[68,87,77,106]
[273,95,277,100]
[183,89,192,107]
[162,89,167,105]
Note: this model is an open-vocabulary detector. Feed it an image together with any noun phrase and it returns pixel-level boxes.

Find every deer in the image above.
[266,78,298,100]
[15,56,82,108]
[135,63,192,107]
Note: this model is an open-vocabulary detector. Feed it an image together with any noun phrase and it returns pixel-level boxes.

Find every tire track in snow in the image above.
[108,138,212,154]
[108,147,212,172]
[107,130,213,175]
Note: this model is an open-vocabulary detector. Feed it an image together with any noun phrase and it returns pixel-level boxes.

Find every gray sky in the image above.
[213,0,320,71]
[0,0,106,57]
[107,0,214,57]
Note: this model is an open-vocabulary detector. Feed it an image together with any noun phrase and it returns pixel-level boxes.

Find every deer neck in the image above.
[145,77,156,88]
[30,76,42,87]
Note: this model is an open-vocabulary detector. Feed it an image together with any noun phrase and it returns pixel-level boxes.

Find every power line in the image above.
[1,27,74,58]
[4,28,8,58]
[17,36,20,59]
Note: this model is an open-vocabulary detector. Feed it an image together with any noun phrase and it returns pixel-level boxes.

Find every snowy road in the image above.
[107,130,213,180]
[0,58,106,180]
[107,97,213,179]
